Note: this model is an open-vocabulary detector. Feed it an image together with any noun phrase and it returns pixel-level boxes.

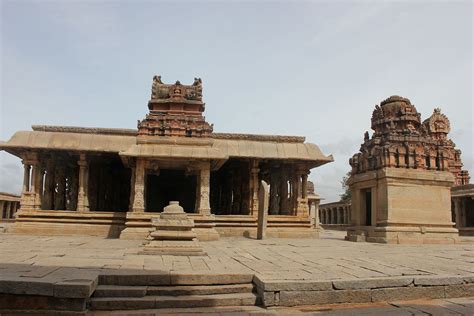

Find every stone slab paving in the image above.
[0,230,473,311]
[1,230,472,277]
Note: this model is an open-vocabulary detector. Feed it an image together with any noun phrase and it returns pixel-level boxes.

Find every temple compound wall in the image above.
[0,75,333,240]
[319,201,351,228]
[346,96,470,244]
[0,192,20,220]
[451,184,474,236]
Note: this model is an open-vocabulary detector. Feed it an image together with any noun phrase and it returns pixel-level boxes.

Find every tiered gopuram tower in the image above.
[138,76,213,137]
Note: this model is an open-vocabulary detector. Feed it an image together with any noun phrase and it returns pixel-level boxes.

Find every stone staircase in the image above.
[89,273,259,310]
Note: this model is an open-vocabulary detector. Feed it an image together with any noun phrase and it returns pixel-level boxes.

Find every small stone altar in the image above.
[140,201,206,256]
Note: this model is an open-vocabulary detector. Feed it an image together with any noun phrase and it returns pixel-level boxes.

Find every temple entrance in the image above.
[88,155,131,212]
[362,188,372,226]
[146,170,196,213]
[466,199,474,227]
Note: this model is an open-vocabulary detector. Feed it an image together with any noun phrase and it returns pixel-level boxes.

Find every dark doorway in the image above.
[363,189,372,226]
[146,170,196,213]
[88,155,131,212]
[466,199,474,227]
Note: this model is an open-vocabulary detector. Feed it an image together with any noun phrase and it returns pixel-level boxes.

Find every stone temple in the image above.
[0,75,333,240]
[346,96,470,244]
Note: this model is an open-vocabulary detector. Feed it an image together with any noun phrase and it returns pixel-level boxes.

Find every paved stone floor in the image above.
[1,230,474,314]
[1,230,473,279]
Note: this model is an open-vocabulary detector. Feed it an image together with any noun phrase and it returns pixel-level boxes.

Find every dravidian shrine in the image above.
[0,76,333,240]
[346,96,470,244]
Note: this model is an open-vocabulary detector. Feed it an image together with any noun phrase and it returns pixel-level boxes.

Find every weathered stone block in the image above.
[414,276,465,286]
[0,294,86,311]
[371,286,445,302]
[170,273,253,285]
[255,279,332,292]
[53,279,97,298]
[0,279,54,296]
[279,289,371,306]
[333,277,413,290]
[444,284,474,298]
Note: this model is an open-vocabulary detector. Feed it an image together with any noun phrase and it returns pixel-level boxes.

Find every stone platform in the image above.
[0,231,473,313]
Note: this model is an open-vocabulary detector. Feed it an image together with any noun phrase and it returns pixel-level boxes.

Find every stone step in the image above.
[147,283,254,296]
[93,285,148,297]
[98,272,253,286]
[89,292,259,310]
[93,283,254,297]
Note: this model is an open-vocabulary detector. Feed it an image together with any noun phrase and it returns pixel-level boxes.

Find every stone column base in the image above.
[346,225,459,244]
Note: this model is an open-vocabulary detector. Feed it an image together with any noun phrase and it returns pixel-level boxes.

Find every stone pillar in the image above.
[289,175,297,215]
[21,158,36,210]
[249,160,259,215]
[197,161,211,216]
[54,166,66,210]
[77,153,90,212]
[22,162,31,193]
[302,174,308,199]
[269,171,279,215]
[257,181,269,240]
[128,163,136,212]
[42,159,54,210]
[231,167,242,214]
[0,201,4,218]
[132,158,146,212]
[296,169,309,217]
[279,168,289,214]
[9,202,14,219]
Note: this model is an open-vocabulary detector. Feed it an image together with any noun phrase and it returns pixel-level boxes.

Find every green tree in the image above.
[339,171,352,202]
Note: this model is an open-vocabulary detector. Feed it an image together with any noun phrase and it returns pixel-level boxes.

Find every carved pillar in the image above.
[42,159,54,210]
[30,157,43,210]
[128,163,136,212]
[269,170,279,215]
[296,168,309,217]
[279,168,289,214]
[22,162,31,193]
[249,160,259,215]
[196,161,211,216]
[77,154,90,212]
[21,160,33,210]
[54,166,66,210]
[0,201,4,218]
[32,161,44,210]
[132,158,146,212]
[290,174,298,215]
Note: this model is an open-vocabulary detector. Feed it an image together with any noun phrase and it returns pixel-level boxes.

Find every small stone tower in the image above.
[346,96,469,244]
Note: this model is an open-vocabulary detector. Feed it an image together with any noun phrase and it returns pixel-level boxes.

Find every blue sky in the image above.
[1,0,472,202]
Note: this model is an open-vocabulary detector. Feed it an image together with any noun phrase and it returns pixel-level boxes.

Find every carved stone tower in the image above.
[138,76,213,137]
[346,96,469,244]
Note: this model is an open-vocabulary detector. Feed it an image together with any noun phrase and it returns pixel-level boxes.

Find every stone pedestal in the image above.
[346,168,459,244]
[140,201,206,256]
